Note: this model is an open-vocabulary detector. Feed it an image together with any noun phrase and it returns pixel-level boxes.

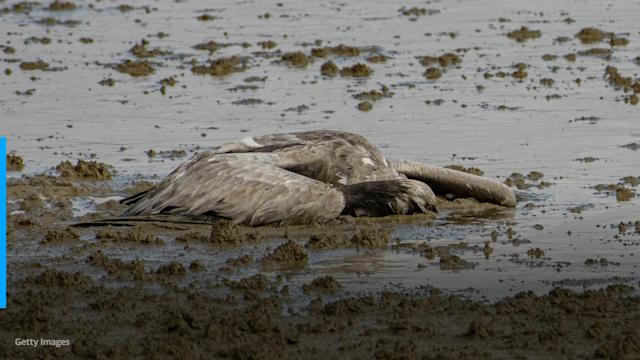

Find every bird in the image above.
[121,130,516,226]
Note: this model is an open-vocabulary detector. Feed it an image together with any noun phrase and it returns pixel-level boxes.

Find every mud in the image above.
[55,160,112,180]
[115,60,155,77]
[19,60,49,71]
[506,26,541,42]
[47,1,76,12]
[7,154,25,171]
[261,240,308,266]
[339,63,373,78]
[191,56,247,76]
[280,51,312,68]
[576,27,613,44]
[320,61,338,77]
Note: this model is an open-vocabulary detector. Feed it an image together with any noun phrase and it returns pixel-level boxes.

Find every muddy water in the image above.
[2,0,640,300]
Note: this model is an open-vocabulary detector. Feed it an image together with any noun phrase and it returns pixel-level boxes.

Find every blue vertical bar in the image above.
[0,137,5,308]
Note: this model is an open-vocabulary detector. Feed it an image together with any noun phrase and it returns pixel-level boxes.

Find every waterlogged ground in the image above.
[2,0,640,358]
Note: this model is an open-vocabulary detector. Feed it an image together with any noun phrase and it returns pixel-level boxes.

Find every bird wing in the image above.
[214,130,402,185]
[122,152,345,226]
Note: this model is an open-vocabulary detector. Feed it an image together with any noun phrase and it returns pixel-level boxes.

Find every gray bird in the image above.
[121,130,515,226]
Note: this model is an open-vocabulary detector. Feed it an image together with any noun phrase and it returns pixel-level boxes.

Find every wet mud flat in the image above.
[2,173,640,359]
[2,0,640,358]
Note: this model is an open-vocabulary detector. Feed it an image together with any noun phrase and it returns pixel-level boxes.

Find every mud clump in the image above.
[527,248,545,258]
[353,85,393,102]
[280,51,312,68]
[311,44,360,58]
[86,250,146,280]
[576,27,613,44]
[262,240,308,265]
[350,227,391,248]
[55,160,112,180]
[224,273,269,292]
[357,101,373,112]
[209,220,258,245]
[175,230,209,243]
[7,154,25,171]
[418,52,461,67]
[42,228,80,244]
[303,276,342,293]
[424,67,442,80]
[155,262,186,277]
[320,61,338,77]
[196,13,216,21]
[307,227,391,249]
[191,56,247,76]
[604,66,636,89]
[616,188,634,202]
[609,37,629,47]
[465,319,495,339]
[33,269,91,288]
[506,26,541,42]
[96,226,164,245]
[257,40,277,49]
[339,63,373,78]
[444,165,483,176]
[439,254,476,270]
[306,233,349,250]
[117,4,134,12]
[129,39,167,58]
[20,60,49,71]
[115,59,155,77]
[578,48,612,59]
[366,54,388,63]
[99,78,115,86]
[47,1,76,11]
[399,7,439,18]
[193,40,225,53]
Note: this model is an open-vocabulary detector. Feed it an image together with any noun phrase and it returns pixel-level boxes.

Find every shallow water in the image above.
[2,0,640,299]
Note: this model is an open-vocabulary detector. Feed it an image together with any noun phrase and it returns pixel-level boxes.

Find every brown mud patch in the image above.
[280,51,312,68]
[96,225,165,245]
[303,276,342,294]
[47,1,77,11]
[339,63,373,77]
[129,39,168,58]
[191,56,247,76]
[311,44,360,58]
[576,27,613,44]
[261,240,308,266]
[19,60,49,71]
[115,59,155,77]
[7,154,25,171]
[506,26,541,42]
[56,160,113,180]
[320,61,338,77]
[42,227,80,244]
[306,226,391,250]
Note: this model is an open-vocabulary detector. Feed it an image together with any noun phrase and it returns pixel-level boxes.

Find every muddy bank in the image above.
[1,266,639,359]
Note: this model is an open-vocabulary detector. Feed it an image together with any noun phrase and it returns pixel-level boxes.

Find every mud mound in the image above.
[55,160,112,180]
[86,250,146,280]
[262,240,308,265]
[303,276,342,294]
[32,269,91,288]
[41,227,80,244]
[209,221,260,245]
[96,226,164,245]
[7,154,24,171]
